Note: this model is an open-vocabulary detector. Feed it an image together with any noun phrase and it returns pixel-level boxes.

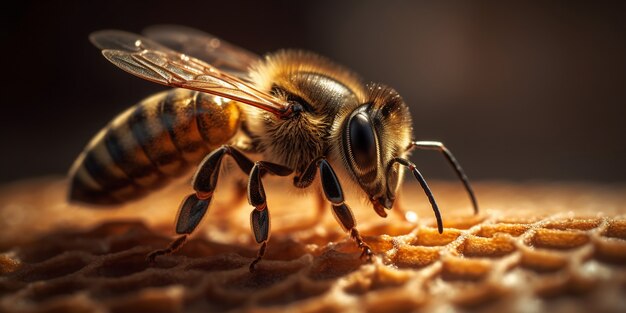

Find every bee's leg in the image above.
[145,234,189,263]
[317,159,372,261]
[408,141,479,214]
[247,161,293,272]
[148,145,255,263]
[146,189,214,263]
[293,156,323,189]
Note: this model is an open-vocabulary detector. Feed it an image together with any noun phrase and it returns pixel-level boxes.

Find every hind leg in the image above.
[147,145,254,263]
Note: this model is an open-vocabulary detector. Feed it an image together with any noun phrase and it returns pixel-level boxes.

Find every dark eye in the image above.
[348,112,377,170]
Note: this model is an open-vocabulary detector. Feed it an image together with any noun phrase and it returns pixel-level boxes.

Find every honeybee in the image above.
[69,25,478,271]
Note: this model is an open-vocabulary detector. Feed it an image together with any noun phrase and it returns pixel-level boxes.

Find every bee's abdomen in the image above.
[69,89,241,204]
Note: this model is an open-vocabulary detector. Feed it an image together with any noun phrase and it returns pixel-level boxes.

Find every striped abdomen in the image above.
[69,89,241,204]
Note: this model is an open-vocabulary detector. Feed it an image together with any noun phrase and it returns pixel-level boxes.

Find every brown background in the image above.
[1,0,625,183]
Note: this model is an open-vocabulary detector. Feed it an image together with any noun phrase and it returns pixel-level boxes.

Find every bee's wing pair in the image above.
[90,25,290,116]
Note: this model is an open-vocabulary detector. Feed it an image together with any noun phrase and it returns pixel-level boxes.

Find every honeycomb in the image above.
[1,178,625,313]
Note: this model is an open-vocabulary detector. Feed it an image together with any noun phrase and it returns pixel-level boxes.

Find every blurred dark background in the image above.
[1,0,625,184]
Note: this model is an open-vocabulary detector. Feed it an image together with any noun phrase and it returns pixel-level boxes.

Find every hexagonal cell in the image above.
[593,236,626,265]
[603,219,626,240]
[18,253,89,282]
[439,214,487,230]
[448,281,506,309]
[440,256,492,281]
[543,218,601,231]
[520,248,568,273]
[199,281,256,311]
[530,270,601,299]
[308,250,363,281]
[458,235,516,258]
[15,242,68,264]
[90,271,202,299]
[365,222,415,237]
[185,253,249,272]
[344,266,411,295]
[86,220,152,239]
[392,245,441,269]
[257,278,330,307]
[89,251,150,278]
[529,229,590,250]
[364,289,426,313]
[409,228,461,247]
[360,236,394,253]
[330,235,394,256]
[495,215,544,225]
[476,223,529,238]
[107,233,164,254]
[527,271,570,298]
[0,263,25,295]
[262,237,311,261]
[223,262,304,291]
[26,279,86,302]
[107,287,185,313]
[16,236,104,263]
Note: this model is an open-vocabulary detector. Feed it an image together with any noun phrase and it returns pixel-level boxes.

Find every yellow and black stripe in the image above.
[69,89,241,204]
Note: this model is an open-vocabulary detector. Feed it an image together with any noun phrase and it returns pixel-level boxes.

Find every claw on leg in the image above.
[146,234,188,264]
[249,241,267,272]
[350,228,373,261]
[147,192,210,263]
[316,158,373,261]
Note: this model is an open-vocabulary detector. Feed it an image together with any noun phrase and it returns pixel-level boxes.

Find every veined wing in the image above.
[90,30,289,116]
[143,25,259,79]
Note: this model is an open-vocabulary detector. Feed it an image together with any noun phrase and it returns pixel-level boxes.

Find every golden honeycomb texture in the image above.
[1,178,625,313]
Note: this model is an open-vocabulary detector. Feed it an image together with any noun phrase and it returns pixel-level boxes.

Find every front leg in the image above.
[296,158,372,260]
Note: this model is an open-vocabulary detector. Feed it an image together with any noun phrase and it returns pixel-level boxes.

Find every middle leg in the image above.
[247,161,293,271]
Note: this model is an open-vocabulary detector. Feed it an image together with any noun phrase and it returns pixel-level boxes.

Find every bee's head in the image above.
[339,84,413,217]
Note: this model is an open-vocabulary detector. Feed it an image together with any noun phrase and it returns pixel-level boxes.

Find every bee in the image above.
[69,25,478,271]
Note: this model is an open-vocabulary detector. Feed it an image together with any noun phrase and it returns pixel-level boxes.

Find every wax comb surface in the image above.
[1,179,625,313]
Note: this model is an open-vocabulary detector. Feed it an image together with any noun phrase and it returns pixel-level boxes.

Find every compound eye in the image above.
[348,112,377,171]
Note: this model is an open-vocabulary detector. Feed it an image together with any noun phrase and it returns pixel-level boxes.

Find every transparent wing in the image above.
[90,30,176,53]
[142,25,259,79]
[90,30,289,116]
